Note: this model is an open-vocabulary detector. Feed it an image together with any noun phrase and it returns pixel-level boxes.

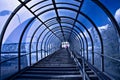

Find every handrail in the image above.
[84,58,112,80]
[0,48,57,64]
[67,48,90,80]
[73,50,115,80]
[88,50,120,63]
[2,42,40,45]
[73,52,90,80]
[0,53,29,64]
[76,49,120,62]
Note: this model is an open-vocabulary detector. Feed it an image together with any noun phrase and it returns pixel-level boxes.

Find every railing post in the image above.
[82,50,86,80]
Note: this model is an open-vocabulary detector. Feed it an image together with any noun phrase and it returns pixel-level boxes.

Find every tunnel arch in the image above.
[19,15,94,66]
[0,0,120,79]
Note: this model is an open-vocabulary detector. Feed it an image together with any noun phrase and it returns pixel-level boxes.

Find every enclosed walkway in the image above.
[0,0,120,80]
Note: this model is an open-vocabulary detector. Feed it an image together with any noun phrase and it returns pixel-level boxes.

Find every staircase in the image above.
[7,49,111,80]
[9,49,82,80]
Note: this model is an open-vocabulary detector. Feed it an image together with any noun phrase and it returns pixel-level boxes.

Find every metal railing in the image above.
[74,49,120,80]
[67,48,90,80]
[0,47,58,64]
[92,51,120,63]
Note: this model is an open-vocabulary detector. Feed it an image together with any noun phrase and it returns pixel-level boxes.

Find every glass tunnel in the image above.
[0,0,120,80]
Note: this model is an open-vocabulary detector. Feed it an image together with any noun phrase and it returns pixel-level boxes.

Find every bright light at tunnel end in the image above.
[61,41,70,48]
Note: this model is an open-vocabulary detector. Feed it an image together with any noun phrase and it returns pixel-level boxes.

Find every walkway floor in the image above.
[12,49,82,80]
[34,49,76,67]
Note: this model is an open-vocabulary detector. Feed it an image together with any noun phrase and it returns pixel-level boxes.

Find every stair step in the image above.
[15,78,81,80]
[24,70,80,75]
[85,68,92,71]
[32,66,78,68]
[16,74,82,79]
[34,64,76,67]
[29,67,79,71]
[86,71,95,75]
[89,75,99,80]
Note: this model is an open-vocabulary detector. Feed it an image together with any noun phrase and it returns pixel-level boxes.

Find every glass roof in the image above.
[0,0,120,42]
[0,0,120,79]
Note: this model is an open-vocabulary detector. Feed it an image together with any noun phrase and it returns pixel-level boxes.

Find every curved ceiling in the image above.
[0,0,120,74]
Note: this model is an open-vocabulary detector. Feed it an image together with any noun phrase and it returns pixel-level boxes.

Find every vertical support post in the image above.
[82,45,86,80]
[18,46,21,71]
[29,48,31,66]
[36,43,38,62]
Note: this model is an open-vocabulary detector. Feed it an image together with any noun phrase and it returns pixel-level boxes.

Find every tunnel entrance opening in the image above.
[61,41,70,48]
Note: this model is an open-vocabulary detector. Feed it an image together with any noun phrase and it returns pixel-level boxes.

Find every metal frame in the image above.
[52,0,66,41]
[21,1,101,67]
[43,27,84,57]
[24,1,103,68]
[26,16,92,65]
[42,25,88,58]
[68,0,84,39]
[18,0,62,41]
[92,0,120,36]
[0,0,119,78]
[0,2,98,72]
[46,31,82,55]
